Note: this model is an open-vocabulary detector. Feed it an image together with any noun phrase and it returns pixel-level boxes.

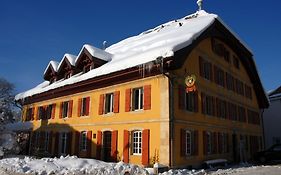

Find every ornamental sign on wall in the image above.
[185,75,197,92]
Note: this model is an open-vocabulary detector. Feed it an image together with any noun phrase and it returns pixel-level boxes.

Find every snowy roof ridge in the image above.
[43,60,59,75]
[15,10,254,101]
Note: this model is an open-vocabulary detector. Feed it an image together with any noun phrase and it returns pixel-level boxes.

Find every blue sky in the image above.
[0,0,280,94]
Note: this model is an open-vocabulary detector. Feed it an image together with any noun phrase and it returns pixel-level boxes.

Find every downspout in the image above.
[261,109,265,149]
[163,72,174,168]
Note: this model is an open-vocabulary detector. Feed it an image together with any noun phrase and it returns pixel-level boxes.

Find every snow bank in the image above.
[0,156,149,175]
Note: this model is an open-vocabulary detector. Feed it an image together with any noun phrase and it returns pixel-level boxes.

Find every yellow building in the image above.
[16,10,269,168]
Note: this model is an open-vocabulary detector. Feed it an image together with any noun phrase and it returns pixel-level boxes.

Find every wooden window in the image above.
[217,98,227,119]
[83,64,92,73]
[238,106,246,122]
[25,107,34,121]
[79,97,90,116]
[60,132,68,155]
[62,102,69,118]
[132,87,143,111]
[235,79,244,96]
[132,130,142,155]
[233,55,240,69]
[202,93,215,116]
[46,104,53,119]
[228,103,237,121]
[245,85,252,99]
[60,100,72,118]
[80,131,87,151]
[202,60,213,81]
[211,38,225,57]
[226,73,235,91]
[44,132,50,152]
[206,132,212,155]
[185,92,198,112]
[105,93,114,114]
[224,50,230,63]
[247,110,260,125]
[185,130,192,155]
[214,66,225,87]
[38,106,46,120]
[180,129,198,157]
[219,133,228,153]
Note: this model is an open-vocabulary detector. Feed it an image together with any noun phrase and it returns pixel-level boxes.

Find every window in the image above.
[245,85,252,99]
[233,56,240,69]
[206,132,212,154]
[64,71,71,79]
[83,64,92,73]
[80,131,87,151]
[132,88,143,111]
[185,92,196,112]
[60,132,68,155]
[25,107,33,121]
[221,133,228,153]
[202,93,215,116]
[44,132,50,151]
[105,93,114,114]
[224,50,230,63]
[226,73,235,91]
[50,77,56,84]
[235,79,244,96]
[132,130,142,155]
[185,130,192,155]
[214,66,225,87]
[46,104,53,119]
[238,106,246,122]
[228,103,237,121]
[80,97,90,116]
[247,110,260,125]
[38,106,46,120]
[217,99,227,119]
[62,101,69,118]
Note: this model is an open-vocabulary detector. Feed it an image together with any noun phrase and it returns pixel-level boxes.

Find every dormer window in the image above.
[65,72,71,79]
[49,77,56,84]
[83,63,92,73]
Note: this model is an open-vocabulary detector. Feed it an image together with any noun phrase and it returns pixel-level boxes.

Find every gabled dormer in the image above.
[43,60,59,84]
[75,44,112,74]
[57,54,76,80]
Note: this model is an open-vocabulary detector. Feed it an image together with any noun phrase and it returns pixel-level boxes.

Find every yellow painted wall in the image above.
[22,75,170,166]
[172,37,263,167]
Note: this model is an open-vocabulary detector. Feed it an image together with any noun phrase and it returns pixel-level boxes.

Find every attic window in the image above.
[50,77,56,84]
[83,63,92,73]
[64,71,71,79]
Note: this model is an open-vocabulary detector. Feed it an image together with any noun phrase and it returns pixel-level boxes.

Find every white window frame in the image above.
[62,101,69,118]
[105,93,114,114]
[80,131,87,151]
[132,88,143,111]
[185,130,192,156]
[132,130,142,155]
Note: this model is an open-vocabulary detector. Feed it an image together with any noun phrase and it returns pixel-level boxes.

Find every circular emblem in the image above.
[185,75,197,92]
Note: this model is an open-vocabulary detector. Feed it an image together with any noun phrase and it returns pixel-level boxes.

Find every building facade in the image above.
[263,87,281,149]
[16,10,269,168]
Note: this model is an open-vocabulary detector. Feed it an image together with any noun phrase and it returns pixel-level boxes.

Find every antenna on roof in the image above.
[197,0,203,11]
[102,41,108,50]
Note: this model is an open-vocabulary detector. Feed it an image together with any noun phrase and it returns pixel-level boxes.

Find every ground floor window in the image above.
[80,131,87,151]
[206,132,212,154]
[60,132,68,155]
[132,130,142,155]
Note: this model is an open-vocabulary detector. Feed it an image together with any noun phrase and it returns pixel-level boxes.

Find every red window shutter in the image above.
[212,132,217,154]
[111,130,118,162]
[48,132,53,154]
[114,91,120,113]
[87,130,92,157]
[52,104,56,119]
[75,131,80,156]
[67,132,72,155]
[59,102,63,119]
[194,91,199,112]
[193,130,199,156]
[180,129,186,156]
[96,131,102,160]
[125,89,131,112]
[123,130,129,163]
[199,56,203,76]
[68,100,73,118]
[142,129,150,166]
[98,94,105,115]
[77,98,82,117]
[144,85,151,110]
[85,97,90,116]
[203,131,207,155]
[54,132,60,156]
[178,85,185,110]
[201,93,205,114]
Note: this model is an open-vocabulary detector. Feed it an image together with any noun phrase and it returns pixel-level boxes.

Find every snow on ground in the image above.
[0,156,281,175]
[0,156,148,175]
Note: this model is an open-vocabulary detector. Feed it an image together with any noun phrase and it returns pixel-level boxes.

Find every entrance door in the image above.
[103,131,112,162]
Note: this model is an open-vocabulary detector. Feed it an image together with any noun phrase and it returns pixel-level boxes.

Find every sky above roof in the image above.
[0,0,281,94]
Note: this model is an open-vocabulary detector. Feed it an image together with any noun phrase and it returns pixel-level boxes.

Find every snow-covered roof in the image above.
[15,10,252,101]
[76,44,112,63]
[57,53,76,71]
[43,60,59,75]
